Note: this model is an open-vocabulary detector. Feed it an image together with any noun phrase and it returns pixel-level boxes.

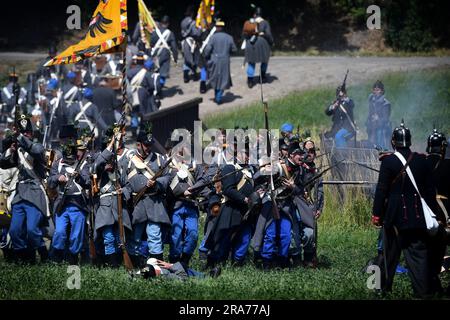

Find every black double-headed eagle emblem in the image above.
[88,12,113,38]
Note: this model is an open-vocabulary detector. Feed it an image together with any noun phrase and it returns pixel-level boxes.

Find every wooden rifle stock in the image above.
[132,156,173,207]
[112,138,133,272]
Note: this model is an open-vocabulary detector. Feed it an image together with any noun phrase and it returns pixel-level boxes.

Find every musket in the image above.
[87,161,97,263]
[12,67,21,128]
[260,74,279,220]
[302,159,345,188]
[321,180,376,185]
[187,166,247,194]
[340,69,349,96]
[132,156,173,207]
[112,130,134,272]
[43,89,61,149]
[54,114,103,215]
[347,159,380,173]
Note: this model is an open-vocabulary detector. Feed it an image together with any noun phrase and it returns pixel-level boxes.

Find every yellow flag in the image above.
[196,0,215,30]
[137,0,157,48]
[44,0,128,66]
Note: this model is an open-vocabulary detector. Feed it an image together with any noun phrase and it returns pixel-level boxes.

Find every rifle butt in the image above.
[89,240,97,261]
[122,249,134,271]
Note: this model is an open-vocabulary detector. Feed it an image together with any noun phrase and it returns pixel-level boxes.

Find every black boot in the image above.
[169,255,181,264]
[130,255,145,269]
[105,253,120,268]
[25,248,37,265]
[2,248,13,263]
[183,70,190,83]
[38,246,49,264]
[51,248,65,263]
[261,72,267,83]
[277,256,291,270]
[291,254,302,268]
[180,253,192,268]
[193,72,200,81]
[200,81,207,94]
[247,77,254,88]
[303,252,316,269]
[67,253,79,265]
[148,253,164,261]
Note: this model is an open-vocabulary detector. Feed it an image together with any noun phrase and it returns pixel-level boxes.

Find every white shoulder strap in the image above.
[394,152,422,197]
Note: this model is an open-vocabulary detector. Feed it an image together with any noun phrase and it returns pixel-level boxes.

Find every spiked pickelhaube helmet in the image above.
[426,128,447,155]
[391,120,411,149]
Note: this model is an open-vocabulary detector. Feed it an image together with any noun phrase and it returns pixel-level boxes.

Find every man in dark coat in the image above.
[242,7,274,88]
[180,6,202,83]
[324,85,356,148]
[0,115,50,263]
[204,20,237,105]
[1,72,27,122]
[92,77,120,127]
[425,129,449,295]
[204,142,255,267]
[372,121,439,298]
[366,80,392,149]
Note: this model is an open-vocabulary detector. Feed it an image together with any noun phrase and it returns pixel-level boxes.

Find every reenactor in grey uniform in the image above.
[47,138,91,265]
[92,127,134,267]
[0,115,50,263]
[126,130,171,266]
[66,87,108,141]
[180,6,202,83]
[203,20,237,105]
[1,72,27,123]
[242,7,274,88]
[61,71,83,119]
[167,146,213,267]
[150,15,178,87]
[366,80,392,149]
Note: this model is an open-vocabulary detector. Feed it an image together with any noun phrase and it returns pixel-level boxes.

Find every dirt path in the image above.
[159,56,450,118]
[2,53,449,118]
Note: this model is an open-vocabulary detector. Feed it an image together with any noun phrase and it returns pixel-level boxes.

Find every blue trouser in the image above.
[200,67,208,81]
[170,205,199,258]
[131,221,167,256]
[209,224,252,262]
[247,62,268,77]
[52,205,86,255]
[261,214,292,260]
[102,225,121,255]
[130,112,139,130]
[9,201,44,251]
[159,76,166,86]
[335,128,353,148]
[214,90,223,103]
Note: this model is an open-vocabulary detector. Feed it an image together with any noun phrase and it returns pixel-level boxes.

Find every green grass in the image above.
[0,224,422,300]
[1,68,450,300]
[204,67,450,147]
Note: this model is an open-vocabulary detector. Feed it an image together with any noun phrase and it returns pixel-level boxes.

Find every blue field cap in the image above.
[47,79,59,90]
[144,59,154,70]
[281,123,294,133]
[83,87,93,99]
[67,71,76,79]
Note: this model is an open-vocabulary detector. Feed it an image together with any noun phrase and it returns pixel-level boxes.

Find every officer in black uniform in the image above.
[372,121,439,298]
[425,129,449,295]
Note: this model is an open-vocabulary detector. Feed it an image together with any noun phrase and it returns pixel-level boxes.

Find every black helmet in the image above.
[426,128,447,154]
[288,141,303,155]
[391,120,411,149]
[137,126,153,146]
[16,114,33,134]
